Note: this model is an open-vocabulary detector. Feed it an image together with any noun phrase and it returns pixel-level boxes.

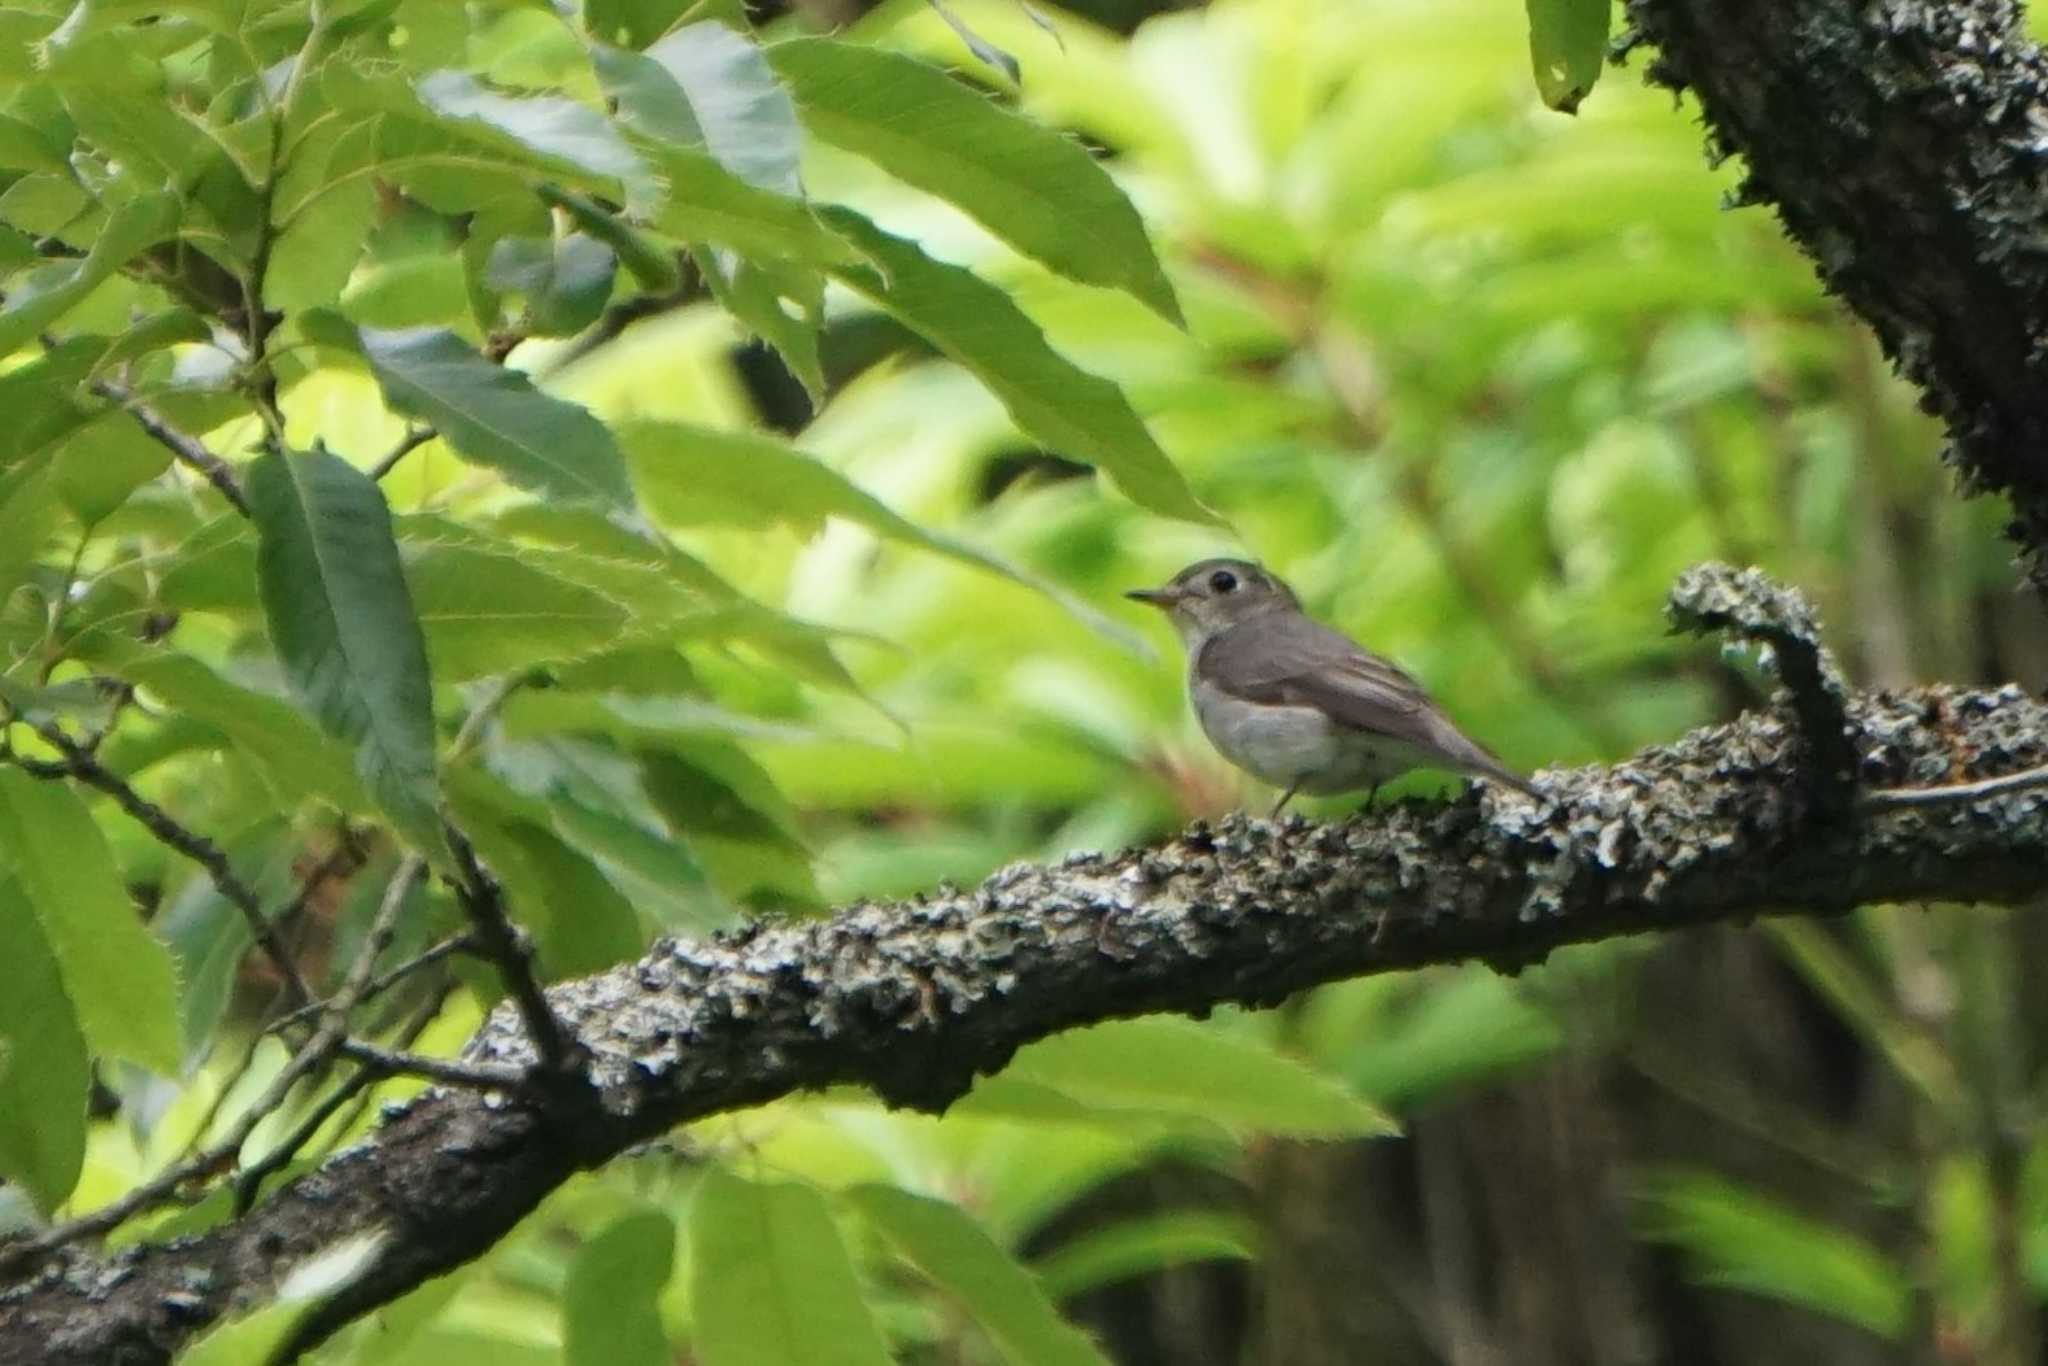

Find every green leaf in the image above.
[0,455,66,604]
[247,447,443,857]
[964,1017,1397,1137]
[414,68,650,189]
[1033,1211,1257,1300]
[537,184,681,293]
[768,40,1180,324]
[55,415,170,528]
[87,306,211,380]
[0,879,89,1213]
[821,208,1220,528]
[631,23,802,194]
[318,317,636,508]
[565,1208,675,1366]
[642,143,851,265]
[693,249,824,400]
[619,419,1141,648]
[156,821,299,1062]
[0,190,178,358]
[1524,0,1610,114]
[691,1169,893,1366]
[70,634,368,814]
[849,1184,1112,1366]
[485,231,617,336]
[450,802,643,979]
[1636,1170,1909,1339]
[0,768,181,1073]
[402,536,633,682]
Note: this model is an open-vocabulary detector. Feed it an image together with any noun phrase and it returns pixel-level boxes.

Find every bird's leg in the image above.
[1269,782,1301,819]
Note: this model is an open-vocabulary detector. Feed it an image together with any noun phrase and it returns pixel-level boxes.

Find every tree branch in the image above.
[6,565,2047,1361]
[1623,0,2048,591]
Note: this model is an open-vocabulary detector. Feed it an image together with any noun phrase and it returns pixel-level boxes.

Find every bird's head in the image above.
[1126,558,1299,644]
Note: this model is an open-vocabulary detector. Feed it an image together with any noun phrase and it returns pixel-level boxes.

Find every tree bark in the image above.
[5,560,2048,1364]
[1624,0,2048,594]
[13,0,2048,1352]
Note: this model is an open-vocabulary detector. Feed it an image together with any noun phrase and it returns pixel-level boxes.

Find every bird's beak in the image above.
[1124,586,1181,609]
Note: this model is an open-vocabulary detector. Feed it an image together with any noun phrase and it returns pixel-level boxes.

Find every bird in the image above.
[1126,558,1538,816]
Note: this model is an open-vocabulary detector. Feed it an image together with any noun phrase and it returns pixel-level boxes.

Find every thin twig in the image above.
[90,380,251,516]
[269,932,475,1035]
[447,826,581,1078]
[370,426,437,481]
[334,1038,521,1089]
[1861,762,2048,811]
[312,981,458,1163]
[233,1063,379,1213]
[19,720,312,1004]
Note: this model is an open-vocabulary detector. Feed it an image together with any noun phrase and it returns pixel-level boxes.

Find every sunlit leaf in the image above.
[0,769,182,1073]
[769,39,1179,323]
[691,1169,892,1366]
[821,208,1220,528]
[565,1208,674,1366]
[0,190,178,358]
[1636,1170,1909,1339]
[961,1017,1396,1137]
[849,1184,1112,1366]
[1524,0,1610,113]
[1033,1210,1257,1300]
[313,316,636,509]
[629,22,802,194]
[0,879,89,1213]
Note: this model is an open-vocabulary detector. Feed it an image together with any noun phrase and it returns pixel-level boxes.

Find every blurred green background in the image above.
[70,0,2048,1360]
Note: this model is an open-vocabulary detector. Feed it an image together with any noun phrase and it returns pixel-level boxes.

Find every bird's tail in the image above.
[1425,711,1540,798]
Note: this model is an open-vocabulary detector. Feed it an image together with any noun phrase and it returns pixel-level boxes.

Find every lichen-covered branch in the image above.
[1625,0,2048,590]
[6,575,2048,1362]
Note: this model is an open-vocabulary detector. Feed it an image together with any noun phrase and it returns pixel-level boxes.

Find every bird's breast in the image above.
[1189,677,1435,793]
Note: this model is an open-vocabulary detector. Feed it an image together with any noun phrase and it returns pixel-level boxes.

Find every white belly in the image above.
[1191,677,1430,794]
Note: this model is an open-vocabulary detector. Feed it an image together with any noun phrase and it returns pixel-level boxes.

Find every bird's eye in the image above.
[1208,570,1239,594]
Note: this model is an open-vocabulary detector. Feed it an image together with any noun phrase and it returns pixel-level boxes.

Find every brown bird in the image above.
[1127,558,1538,815]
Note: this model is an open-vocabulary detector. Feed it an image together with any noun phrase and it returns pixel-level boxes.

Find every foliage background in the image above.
[3,0,2046,1362]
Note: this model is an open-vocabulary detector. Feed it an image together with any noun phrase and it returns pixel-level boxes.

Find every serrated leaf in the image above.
[415,68,649,188]
[693,248,824,401]
[769,39,1179,323]
[156,821,299,1062]
[691,1169,892,1366]
[403,537,633,681]
[633,23,801,195]
[247,447,443,857]
[566,1208,674,1366]
[964,1017,1397,1137]
[620,419,1140,646]
[849,1184,1112,1366]
[821,208,1220,528]
[642,143,851,265]
[0,879,89,1213]
[320,318,635,508]
[538,184,681,292]
[1525,0,1610,114]
[70,634,368,814]
[455,808,643,978]
[485,231,617,336]
[0,190,178,358]
[0,768,181,1073]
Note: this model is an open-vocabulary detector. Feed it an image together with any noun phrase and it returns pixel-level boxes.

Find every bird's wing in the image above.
[1199,615,1533,792]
